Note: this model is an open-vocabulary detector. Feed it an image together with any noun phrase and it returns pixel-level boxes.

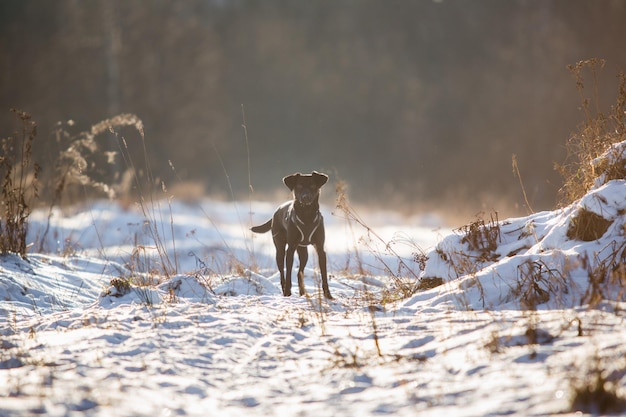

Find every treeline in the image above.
[1,0,625,214]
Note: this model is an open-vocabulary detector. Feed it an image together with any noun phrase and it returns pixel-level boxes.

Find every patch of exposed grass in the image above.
[415,277,443,291]
[567,208,612,241]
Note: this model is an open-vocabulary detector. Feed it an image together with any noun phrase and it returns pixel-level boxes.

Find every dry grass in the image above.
[39,113,146,251]
[556,58,626,205]
[570,351,626,415]
[579,241,626,306]
[51,113,144,202]
[431,211,502,287]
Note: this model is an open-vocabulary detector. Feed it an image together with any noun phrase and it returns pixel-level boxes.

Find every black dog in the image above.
[251,171,332,299]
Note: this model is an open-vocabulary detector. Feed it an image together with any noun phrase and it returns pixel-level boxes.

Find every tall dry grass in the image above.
[1,109,179,284]
[556,58,626,205]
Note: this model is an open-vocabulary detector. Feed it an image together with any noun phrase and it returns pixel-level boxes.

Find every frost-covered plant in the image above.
[107,277,132,297]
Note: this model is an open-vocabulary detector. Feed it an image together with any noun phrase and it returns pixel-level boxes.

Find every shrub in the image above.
[513,259,566,310]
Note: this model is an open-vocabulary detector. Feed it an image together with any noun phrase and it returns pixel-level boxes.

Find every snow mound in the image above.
[0,254,119,321]
[214,270,282,296]
[415,179,626,310]
[98,274,218,308]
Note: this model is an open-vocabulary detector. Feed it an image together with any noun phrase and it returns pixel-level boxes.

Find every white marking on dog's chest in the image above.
[290,210,321,246]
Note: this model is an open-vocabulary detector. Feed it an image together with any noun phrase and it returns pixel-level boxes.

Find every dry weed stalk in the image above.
[335,180,427,298]
[0,110,40,257]
[512,154,534,214]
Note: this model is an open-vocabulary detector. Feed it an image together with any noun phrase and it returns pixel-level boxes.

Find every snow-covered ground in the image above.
[2,180,626,416]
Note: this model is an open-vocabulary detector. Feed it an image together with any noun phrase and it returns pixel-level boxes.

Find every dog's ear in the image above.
[312,171,329,187]
[283,173,301,191]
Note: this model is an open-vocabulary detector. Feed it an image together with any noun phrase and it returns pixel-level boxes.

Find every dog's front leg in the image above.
[315,244,332,299]
[296,245,308,296]
[275,244,286,295]
[284,244,296,296]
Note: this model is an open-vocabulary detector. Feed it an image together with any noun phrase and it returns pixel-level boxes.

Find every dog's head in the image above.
[283,171,329,206]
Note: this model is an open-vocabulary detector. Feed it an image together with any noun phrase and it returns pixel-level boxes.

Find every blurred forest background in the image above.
[1,0,626,218]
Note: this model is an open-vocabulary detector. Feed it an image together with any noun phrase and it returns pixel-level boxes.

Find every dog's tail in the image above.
[251,219,272,234]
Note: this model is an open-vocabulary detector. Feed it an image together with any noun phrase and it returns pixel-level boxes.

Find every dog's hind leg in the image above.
[296,245,308,296]
[315,244,332,299]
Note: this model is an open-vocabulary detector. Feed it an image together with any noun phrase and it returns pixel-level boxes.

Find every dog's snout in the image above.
[294,183,317,205]
[300,191,313,203]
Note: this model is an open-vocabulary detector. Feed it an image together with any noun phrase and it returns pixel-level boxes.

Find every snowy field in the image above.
[2,179,626,416]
